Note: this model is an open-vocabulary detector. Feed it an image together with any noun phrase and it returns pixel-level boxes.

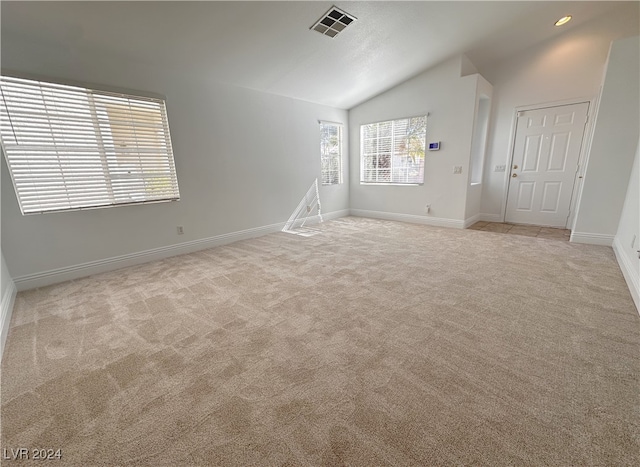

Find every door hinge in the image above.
[585,114,589,123]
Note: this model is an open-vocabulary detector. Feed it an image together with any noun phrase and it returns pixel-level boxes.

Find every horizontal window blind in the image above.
[360,115,427,184]
[0,75,180,214]
[320,121,342,185]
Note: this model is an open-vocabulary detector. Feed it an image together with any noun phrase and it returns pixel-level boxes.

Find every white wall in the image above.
[572,35,640,242]
[1,118,16,357]
[465,75,493,222]
[479,5,640,221]
[613,138,640,311]
[1,251,16,360]
[1,33,349,287]
[0,251,12,307]
[348,56,480,226]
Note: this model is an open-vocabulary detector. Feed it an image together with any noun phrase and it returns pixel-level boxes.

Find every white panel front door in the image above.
[505,102,589,227]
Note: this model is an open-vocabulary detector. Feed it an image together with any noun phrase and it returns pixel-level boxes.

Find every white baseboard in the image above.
[13,210,351,291]
[1,279,17,362]
[613,237,640,314]
[286,209,350,230]
[350,209,464,229]
[570,231,615,246]
[324,209,351,221]
[463,213,481,229]
[479,213,503,223]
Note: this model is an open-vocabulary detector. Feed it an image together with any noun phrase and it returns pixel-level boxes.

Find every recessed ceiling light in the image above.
[311,6,357,38]
[555,15,572,26]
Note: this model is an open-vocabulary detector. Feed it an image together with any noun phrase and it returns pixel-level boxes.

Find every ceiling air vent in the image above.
[311,6,356,38]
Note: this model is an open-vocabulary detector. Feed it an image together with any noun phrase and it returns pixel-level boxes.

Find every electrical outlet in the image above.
[177,226,184,235]
[453,166,463,174]
[495,165,506,172]
[425,204,431,214]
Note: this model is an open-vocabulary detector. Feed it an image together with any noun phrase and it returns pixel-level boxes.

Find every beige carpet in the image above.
[2,217,639,466]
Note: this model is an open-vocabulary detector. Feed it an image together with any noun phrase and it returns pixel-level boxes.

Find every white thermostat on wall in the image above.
[428,141,441,151]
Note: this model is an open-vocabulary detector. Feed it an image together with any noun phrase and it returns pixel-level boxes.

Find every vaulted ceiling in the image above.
[1,1,637,109]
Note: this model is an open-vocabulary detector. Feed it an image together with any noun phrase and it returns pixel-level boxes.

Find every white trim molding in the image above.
[13,210,351,291]
[613,237,640,313]
[14,221,284,290]
[1,279,17,361]
[288,209,349,230]
[569,231,615,246]
[463,214,481,229]
[324,209,351,220]
[350,209,464,229]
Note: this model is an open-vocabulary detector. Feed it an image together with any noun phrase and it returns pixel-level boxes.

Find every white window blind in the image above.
[360,115,427,184]
[320,121,342,185]
[0,75,180,214]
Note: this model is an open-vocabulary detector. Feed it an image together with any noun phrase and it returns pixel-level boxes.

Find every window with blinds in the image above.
[0,76,180,214]
[320,121,342,185]
[360,115,427,184]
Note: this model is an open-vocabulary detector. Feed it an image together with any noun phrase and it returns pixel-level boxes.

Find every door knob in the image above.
[512,173,518,177]
[513,165,518,169]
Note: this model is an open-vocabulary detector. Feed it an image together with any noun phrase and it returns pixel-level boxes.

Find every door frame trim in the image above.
[500,97,595,227]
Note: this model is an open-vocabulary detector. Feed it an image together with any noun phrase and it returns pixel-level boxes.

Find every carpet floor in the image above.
[1,217,639,466]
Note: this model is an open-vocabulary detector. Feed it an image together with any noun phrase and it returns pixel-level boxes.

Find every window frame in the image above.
[0,73,180,215]
[319,120,343,186]
[359,114,427,186]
